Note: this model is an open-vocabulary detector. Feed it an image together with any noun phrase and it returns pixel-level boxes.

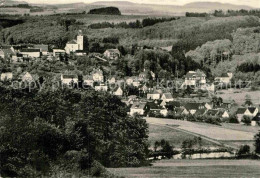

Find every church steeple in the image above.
[77,30,83,50]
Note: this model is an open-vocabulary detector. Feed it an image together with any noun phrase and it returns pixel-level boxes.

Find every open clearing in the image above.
[148,124,218,149]
[216,89,260,105]
[109,159,260,177]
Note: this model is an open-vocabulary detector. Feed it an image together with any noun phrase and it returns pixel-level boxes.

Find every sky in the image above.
[17,0,260,8]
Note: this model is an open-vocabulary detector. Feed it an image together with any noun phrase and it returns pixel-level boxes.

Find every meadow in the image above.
[109,159,260,177]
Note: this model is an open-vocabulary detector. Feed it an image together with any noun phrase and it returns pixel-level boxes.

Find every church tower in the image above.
[77,30,84,50]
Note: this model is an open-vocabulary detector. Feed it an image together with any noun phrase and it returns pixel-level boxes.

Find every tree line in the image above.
[88,17,177,29]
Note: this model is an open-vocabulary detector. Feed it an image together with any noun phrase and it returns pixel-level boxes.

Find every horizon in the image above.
[16,0,259,8]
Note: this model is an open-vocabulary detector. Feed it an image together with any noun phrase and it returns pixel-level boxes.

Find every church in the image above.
[65,30,84,54]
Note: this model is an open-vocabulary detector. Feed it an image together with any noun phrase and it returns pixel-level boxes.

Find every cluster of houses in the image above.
[0,30,121,62]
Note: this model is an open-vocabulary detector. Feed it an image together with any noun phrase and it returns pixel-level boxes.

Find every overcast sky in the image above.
[18,0,260,7]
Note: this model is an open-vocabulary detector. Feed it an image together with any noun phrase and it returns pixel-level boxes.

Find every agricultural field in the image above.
[148,124,218,149]
[146,117,257,149]
[109,159,260,177]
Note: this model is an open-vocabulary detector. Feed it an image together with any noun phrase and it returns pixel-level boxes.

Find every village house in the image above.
[104,49,121,60]
[146,100,167,116]
[206,109,220,117]
[130,102,146,116]
[236,107,258,122]
[65,30,84,54]
[236,108,247,122]
[147,90,161,100]
[20,48,41,58]
[252,113,260,126]
[1,72,13,81]
[53,49,66,58]
[1,46,15,59]
[215,73,233,84]
[166,101,181,111]
[218,110,230,119]
[183,70,206,86]
[61,74,78,85]
[108,76,116,85]
[91,68,104,82]
[83,75,94,87]
[161,93,174,102]
[183,102,206,115]
[95,83,108,92]
[33,44,49,55]
[113,86,124,97]
[19,72,36,83]
[175,108,189,115]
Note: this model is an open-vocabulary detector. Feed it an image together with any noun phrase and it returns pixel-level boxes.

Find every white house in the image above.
[20,48,41,58]
[184,70,206,86]
[215,73,233,84]
[244,107,258,118]
[147,90,161,100]
[19,72,34,82]
[65,30,84,54]
[130,102,146,116]
[61,74,78,85]
[104,49,121,60]
[95,83,108,92]
[1,72,13,81]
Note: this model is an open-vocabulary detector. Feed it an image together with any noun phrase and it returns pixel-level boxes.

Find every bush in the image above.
[242,116,252,126]
[237,145,251,158]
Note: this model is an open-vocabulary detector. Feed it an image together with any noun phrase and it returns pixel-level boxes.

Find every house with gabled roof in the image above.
[175,108,189,115]
[218,110,230,119]
[161,93,174,102]
[183,70,206,86]
[166,101,181,111]
[183,102,206,115]
[33,44,48,55]
[19,72,38,83]
[65,30,84,54]
[130,102,146,116]
[206,109,219,117]
[236,108,247,122]
[245,107,258,118]
[104,49,121,60]
[215,73,233,84]
[61,74,78,85]
[113,86,123,97]
[252,113,260,126]
[20,48,41,58]
[194,109,207,116]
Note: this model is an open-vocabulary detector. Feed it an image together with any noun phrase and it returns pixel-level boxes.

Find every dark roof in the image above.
[237,108,247,114]
[166,101,181,108]
[219,73,229,77]
[207,109,219,116]
[63,74,77,79]
[248,107,257,114]
[184,103,204,110]
[131,102,146,110]
[175,108,185,115]
[21,48,40,52]
[1,48,15,55]
[33,45,48,52]
[146,101,163,110]
[67,40,77,44]
[195,109,207,116]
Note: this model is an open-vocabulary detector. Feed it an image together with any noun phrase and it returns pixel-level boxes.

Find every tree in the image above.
[237,145,250,157]
[242,116,252,126]
[254,131,260,154]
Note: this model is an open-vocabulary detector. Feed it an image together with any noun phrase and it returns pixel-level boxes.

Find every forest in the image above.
[0,86,149,177]
[88,7,121,15]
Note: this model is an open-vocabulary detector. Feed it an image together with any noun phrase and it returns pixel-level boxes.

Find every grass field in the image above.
[148,124,218,149]
[109,159,260,177]
[216,89,260,106]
